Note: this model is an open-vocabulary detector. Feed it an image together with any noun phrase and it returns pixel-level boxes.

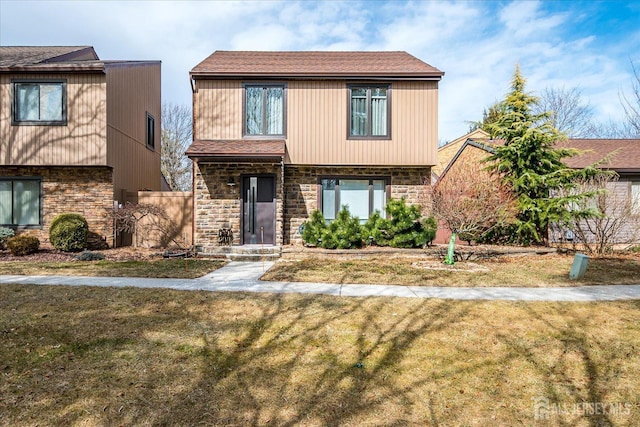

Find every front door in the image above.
[242,175,276,245]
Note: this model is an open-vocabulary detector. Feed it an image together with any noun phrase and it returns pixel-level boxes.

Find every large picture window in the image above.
[13,81,66,125]
[320,177,388,222]
[244,84,285,136]
[0,178,42,227]
[349,85,389,138]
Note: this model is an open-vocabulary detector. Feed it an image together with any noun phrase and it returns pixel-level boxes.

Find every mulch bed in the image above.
[0,247,162,263]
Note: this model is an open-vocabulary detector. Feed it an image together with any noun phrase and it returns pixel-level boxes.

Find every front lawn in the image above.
[0,258,225,279]
[0,284,638,425]
[263,253,640,287]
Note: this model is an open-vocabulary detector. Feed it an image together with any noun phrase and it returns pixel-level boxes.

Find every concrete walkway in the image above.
[2,261,640,301]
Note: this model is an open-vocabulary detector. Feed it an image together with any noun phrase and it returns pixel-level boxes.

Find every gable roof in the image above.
[191,51,444,80]
[433,129,490,178]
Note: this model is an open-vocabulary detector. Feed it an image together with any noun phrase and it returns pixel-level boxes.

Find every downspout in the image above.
[190,75,197,250]
[281,156,285,246]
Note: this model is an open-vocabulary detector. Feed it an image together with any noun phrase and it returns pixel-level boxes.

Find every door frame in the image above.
[240,173,277,245]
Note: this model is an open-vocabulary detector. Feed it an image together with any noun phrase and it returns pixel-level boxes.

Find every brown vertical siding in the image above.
[105,63,162,200]
[136,191,193,248]
[0,73,107,165]
[194,79,242,140]
[193,79,438,166]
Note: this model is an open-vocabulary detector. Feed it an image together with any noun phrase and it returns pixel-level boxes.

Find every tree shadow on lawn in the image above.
[1,285,639,426]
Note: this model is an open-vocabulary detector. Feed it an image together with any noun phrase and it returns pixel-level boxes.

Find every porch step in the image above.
[201,245,282,261]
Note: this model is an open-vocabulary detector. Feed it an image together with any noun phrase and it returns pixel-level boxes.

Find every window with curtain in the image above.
[13,81,66,124]
[244,84,285,136]
[320,177,388,223]
[0,179,42,227]
[349,85,389,138]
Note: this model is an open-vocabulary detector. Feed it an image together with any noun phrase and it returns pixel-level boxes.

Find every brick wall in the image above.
[284,166,431,244]
[194,162,283,253]
[1,166,114,247]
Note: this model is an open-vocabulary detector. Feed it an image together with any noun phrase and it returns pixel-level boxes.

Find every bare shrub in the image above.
[552,173,640,255]
[111,202,179,248]
[431,160,518,244]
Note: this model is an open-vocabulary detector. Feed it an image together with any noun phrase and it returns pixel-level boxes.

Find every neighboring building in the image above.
[0,46,161,247]
[436,134,640,244]
[187,51,443,252]
[432,128,490,183]
[553,139,640,245]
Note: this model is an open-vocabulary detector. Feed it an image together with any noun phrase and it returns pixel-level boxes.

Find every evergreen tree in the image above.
[485,66,602,245]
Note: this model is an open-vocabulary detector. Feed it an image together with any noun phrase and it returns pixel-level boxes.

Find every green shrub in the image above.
[49,213,88,252]
[322,207,363,249]
[75,250,105,261]
[0,227,15,250]
[301,207,363,249]
[301,210,327,247]
[363,198,436,248]
[6,234,40,256]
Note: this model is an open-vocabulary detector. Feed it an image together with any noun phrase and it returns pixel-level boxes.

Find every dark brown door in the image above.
[242,175,276,245]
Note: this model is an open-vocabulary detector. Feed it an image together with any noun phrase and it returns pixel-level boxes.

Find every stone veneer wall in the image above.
[0,166,114,247]
[194,162,284,253]
[284,166,431,244]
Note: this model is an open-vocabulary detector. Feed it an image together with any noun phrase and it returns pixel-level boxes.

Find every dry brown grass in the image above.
[0,284,638,426]
[0,259,225,279]
[263,253,640,287]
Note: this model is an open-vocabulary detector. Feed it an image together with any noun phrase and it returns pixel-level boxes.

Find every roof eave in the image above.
[190,71,443,81]
[0,64,106,73]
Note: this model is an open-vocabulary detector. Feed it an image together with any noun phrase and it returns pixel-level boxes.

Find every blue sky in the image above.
[1,0,638,142]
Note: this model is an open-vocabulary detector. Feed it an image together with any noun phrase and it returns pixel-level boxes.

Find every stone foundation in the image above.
[0,166,114,247]
[193,162,431,249]
[194,162,283,254]
[283,166,431,244]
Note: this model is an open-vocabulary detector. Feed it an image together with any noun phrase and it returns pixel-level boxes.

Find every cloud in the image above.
[1,0,638,141]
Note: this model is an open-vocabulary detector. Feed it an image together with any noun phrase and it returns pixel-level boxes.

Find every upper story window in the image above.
[12,80,67,125]
[0,178,42,227]
[146,112,155,150]
[244,84,286,137]
[349,85,390,139]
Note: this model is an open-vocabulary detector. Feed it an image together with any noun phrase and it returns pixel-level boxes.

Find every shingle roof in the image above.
[457,137,640,171]
[0,46,97,67]
[186,139,286,159]
[0,46,159,73]
[191,51,443,79]
[558,139,640,171]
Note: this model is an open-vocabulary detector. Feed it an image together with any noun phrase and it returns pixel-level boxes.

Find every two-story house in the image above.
[0,46,161,247]
[186,51,443,253]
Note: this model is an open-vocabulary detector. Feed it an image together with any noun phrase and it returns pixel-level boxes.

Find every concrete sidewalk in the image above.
[2,261,640,301]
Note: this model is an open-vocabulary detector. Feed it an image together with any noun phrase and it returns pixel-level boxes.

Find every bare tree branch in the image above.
[533,86,595,138]
[620,60,640,137]
[161,103,193,191]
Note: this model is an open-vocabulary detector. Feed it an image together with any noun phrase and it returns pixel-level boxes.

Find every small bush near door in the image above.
[49,213,89,252]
